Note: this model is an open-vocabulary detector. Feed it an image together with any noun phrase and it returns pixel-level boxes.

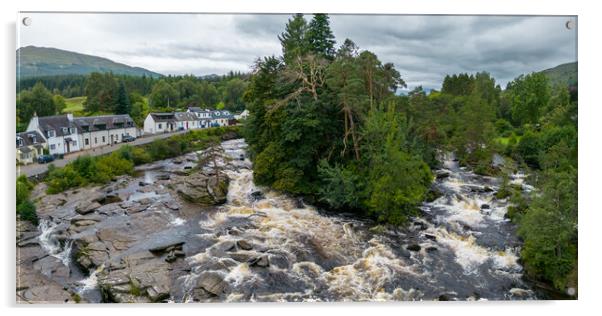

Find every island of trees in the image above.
[242,14,577,295]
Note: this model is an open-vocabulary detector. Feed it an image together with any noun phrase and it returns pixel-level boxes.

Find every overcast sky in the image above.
[18,13,577,91]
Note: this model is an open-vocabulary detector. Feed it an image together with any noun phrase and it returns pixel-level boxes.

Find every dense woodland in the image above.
[242,14,577,293]
[16,71,249,131]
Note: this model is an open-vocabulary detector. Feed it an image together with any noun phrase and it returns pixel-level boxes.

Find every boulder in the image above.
[249,255,269,267]
[236,239,253,250]
[250,191,265,201]
[75,201,101,215]
[196,271,229,296]
[407,244,421,252]
[480,204,491,209]
[148,241,185,254]
[174,171,229,206]
[424,234,437,241]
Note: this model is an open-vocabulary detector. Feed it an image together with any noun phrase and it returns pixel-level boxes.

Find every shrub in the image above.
[17,200,38,225]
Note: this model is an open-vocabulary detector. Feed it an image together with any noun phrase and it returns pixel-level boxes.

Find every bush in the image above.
[17,200,38,225]
[44,126,240,193]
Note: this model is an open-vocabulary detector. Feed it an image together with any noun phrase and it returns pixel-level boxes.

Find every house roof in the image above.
[212,110,234,119]
[36,115,77,137]
[73,114,134,132]
[174,112,198,122]
[150,112,176,122]
[16,130,45,149]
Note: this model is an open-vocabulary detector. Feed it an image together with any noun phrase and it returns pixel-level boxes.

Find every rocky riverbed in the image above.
[17,139,537,303]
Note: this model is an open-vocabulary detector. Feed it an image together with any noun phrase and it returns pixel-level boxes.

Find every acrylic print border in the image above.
[14,12,576,306]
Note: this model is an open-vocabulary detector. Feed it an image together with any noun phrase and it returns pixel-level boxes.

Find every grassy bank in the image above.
[44,126,240,194]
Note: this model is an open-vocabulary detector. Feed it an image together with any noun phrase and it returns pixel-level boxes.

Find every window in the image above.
[73,141,77,146]
[85,138,89,145]
[158,123,162,129]
[70,128,76,134]
[17,138,23,147]
[47,130,55,138]
[50,144,56,150]
[95,137,98,144]
[62,127,68,134]
[102,136,106,143]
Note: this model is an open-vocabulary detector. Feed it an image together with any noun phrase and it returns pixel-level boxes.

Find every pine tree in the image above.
[278,14,308,65]
[306,14,336,60]
[115,81,131,114]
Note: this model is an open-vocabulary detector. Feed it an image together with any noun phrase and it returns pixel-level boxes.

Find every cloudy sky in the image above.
[18,13,577,91]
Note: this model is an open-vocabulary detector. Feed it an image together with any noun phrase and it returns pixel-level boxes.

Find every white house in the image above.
[74,114,137,150]
[174,112,199,130]
[235,109,249,120]
[187,107,212,128]
[210,110,234,127]
[144,112,176,135]
[16,130,46,164]
[27,113,81,155]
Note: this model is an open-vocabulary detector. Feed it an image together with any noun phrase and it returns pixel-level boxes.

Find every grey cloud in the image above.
[19,13,576,90]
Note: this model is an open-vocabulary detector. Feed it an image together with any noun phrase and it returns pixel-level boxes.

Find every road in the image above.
[17,130,189,177]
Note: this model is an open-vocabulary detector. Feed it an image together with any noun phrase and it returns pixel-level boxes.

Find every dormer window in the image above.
[17,138,23,147]
[69,127,76,134]
[47,130,56,138]
[62,127,68,134]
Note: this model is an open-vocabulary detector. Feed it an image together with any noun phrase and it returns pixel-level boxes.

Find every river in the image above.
[19,138,536,302]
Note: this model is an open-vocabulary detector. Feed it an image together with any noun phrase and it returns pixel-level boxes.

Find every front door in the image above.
[65,141,70,153]
[111,134,114,144]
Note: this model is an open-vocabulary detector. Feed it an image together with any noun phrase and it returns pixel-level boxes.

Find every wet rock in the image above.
[412,221,427,231]
[174,171,229,206]
[155,174,170,181]
[163,200,180,210]
[268,254,290,269]
[173,158,184,164]
[126,203,149,214]
[249,255,269,267]
[236,239,253,250]
[75,201,101,215]
[196,271,229,296]
[228,251,255,263]
[435,170,451,180]
[184,166,193,170]
[424,234,437,241]
[294,198,305,209]
[480,204,491,209]
[426,246,438,253]
[148,241,185,254]
[438,294,450,301]
[138,181,149,187]
[407,244,421,252]
[250,191,265,201]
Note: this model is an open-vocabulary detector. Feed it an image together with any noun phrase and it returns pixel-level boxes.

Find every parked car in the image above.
[122,135,136,142]
[37,154,55,164]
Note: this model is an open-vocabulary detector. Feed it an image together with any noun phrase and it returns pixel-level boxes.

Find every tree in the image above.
[507,72,550,125]
[149,80,179,108]
[52,95,67,113]
[17,82,56,123]
[115,81,131,114]
[279,14,308,65]
[84,72,119,113]
[198,81,218,108]
[306,14,336,60]
[222,78,247,111]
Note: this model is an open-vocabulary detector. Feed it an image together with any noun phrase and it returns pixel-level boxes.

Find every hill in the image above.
[540,61,577,87]
[17,46,163,78]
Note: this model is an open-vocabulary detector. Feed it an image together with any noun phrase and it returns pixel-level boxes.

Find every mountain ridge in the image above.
[17,46,163,78]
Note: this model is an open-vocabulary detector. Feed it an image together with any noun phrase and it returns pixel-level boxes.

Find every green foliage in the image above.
[16,175,38,224]
[507,72,550,126]
[16,82,57,127]
[279,13,309,65]
[306,14,336,60]
[518,169,577,289]
[17,200,38,225]
[44,126,240,193]
[115,81,131,114]
[149,79,179,108]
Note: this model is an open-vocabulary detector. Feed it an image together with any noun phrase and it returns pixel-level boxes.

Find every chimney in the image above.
[29,113,39,132]
[67,113,74,121]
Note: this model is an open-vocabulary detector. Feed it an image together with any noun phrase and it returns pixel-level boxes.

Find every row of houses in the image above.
[17,113,137,164]
[16,107,247,165]
[142,108,238,135]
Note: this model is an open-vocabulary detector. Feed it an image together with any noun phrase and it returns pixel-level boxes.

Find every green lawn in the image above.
[62,96,86,113]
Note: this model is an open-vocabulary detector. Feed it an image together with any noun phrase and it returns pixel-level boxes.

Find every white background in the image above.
[1,0,600,315]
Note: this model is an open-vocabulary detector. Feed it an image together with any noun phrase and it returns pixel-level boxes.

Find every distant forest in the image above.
[16,71,250,131]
